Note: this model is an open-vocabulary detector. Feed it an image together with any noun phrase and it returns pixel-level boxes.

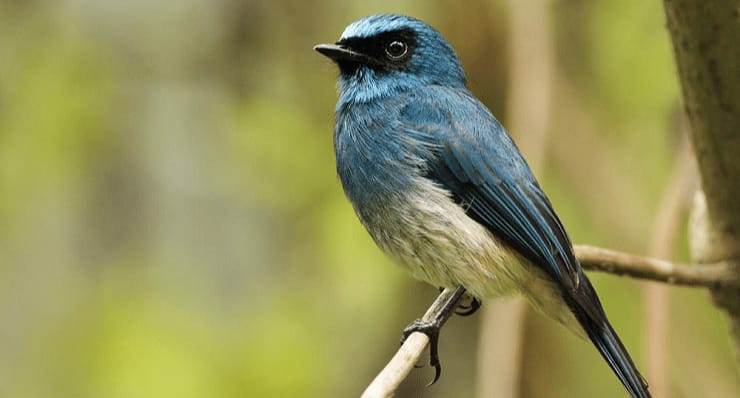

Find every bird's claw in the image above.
[455,297,481,316]
[401,318,443,386]
[439,287,481,317]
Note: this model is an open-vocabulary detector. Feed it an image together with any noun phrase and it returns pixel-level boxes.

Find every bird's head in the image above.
[315,14,466,103]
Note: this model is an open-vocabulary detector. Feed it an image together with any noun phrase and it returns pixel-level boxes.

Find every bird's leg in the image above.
[401,285,467,385]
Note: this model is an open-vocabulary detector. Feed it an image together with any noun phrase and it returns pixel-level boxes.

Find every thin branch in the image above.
[363,245,739,397]
[575,245,739,288]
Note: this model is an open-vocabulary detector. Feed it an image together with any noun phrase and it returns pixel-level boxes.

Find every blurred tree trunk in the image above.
[663,0,740,361]
[644,131,696,398]
[477,1,553,397]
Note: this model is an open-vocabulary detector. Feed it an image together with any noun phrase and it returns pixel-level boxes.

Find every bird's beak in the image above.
[314,43,371,64]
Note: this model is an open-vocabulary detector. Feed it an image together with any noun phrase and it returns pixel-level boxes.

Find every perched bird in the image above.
[315,14,650,398]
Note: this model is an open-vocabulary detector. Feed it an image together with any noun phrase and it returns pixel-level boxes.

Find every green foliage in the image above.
[0,14,113,230]
[224,99,334,210]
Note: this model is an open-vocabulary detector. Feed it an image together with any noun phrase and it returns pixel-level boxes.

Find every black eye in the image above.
[385,40,408,59]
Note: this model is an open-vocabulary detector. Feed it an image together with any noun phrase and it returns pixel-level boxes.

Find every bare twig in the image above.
[575,245,739,288]
[363,246,739,397]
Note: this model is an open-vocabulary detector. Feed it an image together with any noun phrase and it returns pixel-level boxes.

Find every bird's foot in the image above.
[438,287,481,317]
[400,286,467,386]
[455,297,481,316]
[401,318,443,385]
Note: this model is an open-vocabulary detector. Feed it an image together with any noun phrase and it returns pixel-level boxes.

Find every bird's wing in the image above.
[399,90,585,298]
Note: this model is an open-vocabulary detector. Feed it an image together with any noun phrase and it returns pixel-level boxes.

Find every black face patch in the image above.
[335,28,417,76]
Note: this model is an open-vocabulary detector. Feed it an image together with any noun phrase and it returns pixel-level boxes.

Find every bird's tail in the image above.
[566,291,651,398]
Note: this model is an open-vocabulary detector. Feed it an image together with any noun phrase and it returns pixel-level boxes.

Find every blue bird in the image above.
[315,14,650,398]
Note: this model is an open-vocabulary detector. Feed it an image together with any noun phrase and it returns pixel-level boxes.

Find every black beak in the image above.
[314,43,371,64]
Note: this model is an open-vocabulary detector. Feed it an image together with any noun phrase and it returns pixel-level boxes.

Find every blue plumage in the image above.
[316,14,650,398]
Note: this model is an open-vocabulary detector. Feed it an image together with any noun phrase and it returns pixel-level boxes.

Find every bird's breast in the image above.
[334,101,417,209]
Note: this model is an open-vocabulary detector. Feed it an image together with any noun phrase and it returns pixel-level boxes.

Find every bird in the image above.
[314,14,650,398]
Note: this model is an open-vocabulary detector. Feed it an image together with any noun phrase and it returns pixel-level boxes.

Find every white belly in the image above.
[362,178,532,298]
[359,177,583,335]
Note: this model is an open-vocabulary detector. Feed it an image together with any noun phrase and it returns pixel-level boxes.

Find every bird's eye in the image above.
[385,40,408,59]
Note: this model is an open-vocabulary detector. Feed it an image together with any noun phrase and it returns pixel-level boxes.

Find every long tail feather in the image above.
[565,281,651,398]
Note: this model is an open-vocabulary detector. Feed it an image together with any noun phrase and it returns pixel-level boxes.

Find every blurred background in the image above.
[0,0,738,397]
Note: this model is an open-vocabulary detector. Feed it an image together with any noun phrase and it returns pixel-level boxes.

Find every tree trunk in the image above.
[663,0,740,361]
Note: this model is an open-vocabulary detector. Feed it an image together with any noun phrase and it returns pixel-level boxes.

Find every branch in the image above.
[576,245,739,289]
[362,245,739,397]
